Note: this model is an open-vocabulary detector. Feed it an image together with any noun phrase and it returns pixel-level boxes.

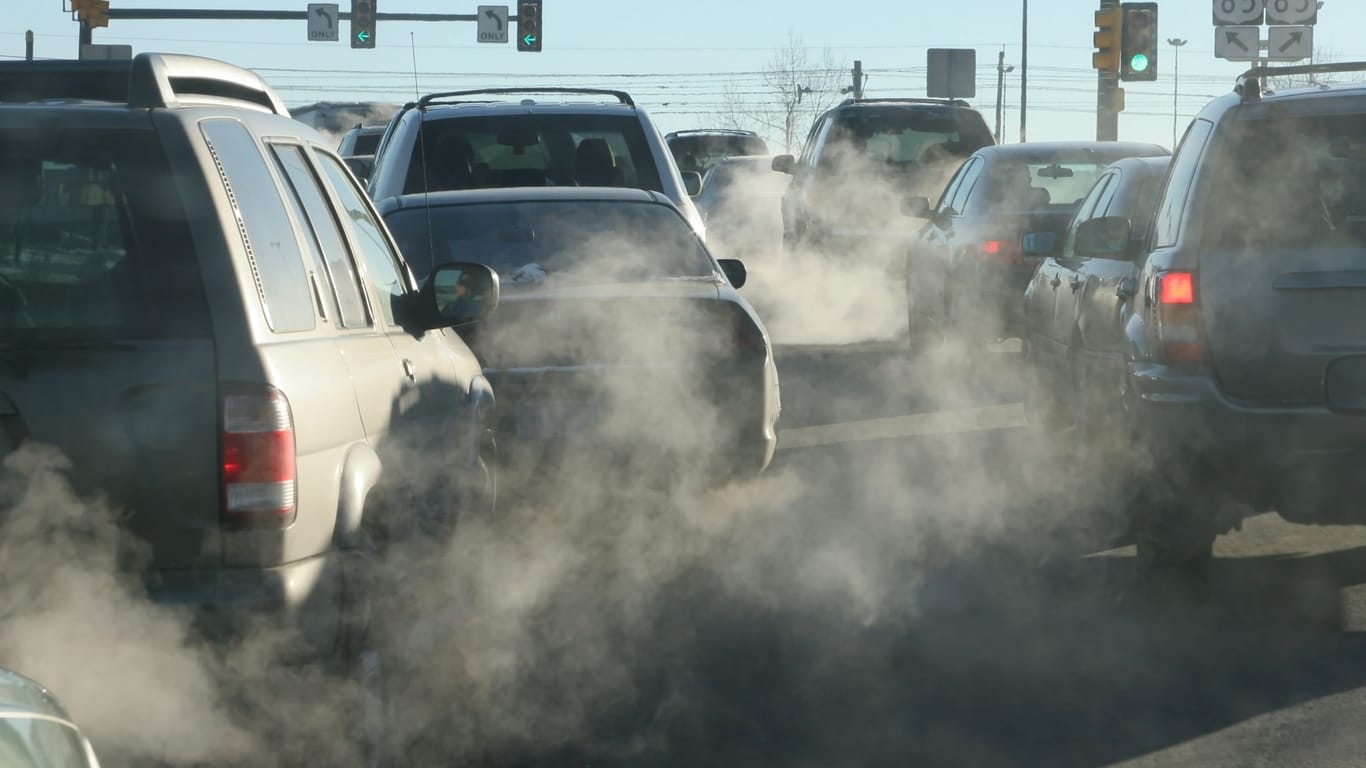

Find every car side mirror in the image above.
[419,261,500,330]
[683,171,703,197]
[902,195,932,219]
[1021,231,1059,257]
[718,258,747,289]
[771,154,796,175]
[343,155,375,185]
[1075,216,1132,259]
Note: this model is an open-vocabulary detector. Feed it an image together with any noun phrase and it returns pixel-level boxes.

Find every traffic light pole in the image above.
[1097,0,1119,142]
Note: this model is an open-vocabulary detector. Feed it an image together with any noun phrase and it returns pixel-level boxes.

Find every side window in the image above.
[1092,172,1122,217]
[806,118,835,169]
[316,153,408,327]
[269,143,371,328]
[935,160,969,212]
[1152,119,1214,248]
[201,119,314,333]
[1080,172,1118,222]
[798,118,825,167]
[950,158,984,213]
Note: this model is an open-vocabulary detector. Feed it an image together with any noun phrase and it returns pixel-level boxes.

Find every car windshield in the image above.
[386,199,715,285]
[1202,113,1366,249]
[405,114,664,195]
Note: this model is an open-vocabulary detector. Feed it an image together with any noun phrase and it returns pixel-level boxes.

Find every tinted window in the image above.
[386,201,715,285]
[669,134,769,175]
[353,131,383,156]
[202,119,314,333]
[269,144,370,328]
[0,126,209,339]
[1201,113,1366,250]
[1153,119,1214,248]
[407,114,664,194]
[317,154,407,326]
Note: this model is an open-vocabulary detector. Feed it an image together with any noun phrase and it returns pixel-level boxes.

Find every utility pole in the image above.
[994,50,1014,143]
[1167,37,1187,148]
[852,60,864,99]
[1020,0,1028,142]
[25,30,33,61]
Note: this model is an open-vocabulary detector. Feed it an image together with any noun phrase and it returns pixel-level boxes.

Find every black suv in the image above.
[772,98,994,251]
[1094,62,1366,570]
[0,53,499,758]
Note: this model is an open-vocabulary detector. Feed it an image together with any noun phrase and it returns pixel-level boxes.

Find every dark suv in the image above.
[772,98,994,252]
[1100,63,1366,569]
[0,53,498,751]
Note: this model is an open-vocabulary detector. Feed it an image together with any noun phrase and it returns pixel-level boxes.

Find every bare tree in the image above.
[726,30,846,154]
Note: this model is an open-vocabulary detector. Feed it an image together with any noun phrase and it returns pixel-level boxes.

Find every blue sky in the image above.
[8,1,1363,150]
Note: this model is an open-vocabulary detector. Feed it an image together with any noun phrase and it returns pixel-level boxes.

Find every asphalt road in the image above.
[416,338,1366,768]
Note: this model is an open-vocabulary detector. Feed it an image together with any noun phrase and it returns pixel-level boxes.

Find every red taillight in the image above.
[979,238,1024,265]
[221,387,297,529]
[1159,271,1195,304]
[733,310,765,351]
[1155,270,1204,365]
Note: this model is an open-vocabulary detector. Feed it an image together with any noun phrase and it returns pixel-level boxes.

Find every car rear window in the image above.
[386,200,714,284]
[1200,112,1366,249]
[822,108,993,169]
[988,160,1113,210]
[670,134,770,175]
[405,114,664,195]
[0,125,210,339]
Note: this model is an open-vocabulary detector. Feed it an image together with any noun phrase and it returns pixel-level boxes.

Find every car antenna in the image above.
[411,32,437,285]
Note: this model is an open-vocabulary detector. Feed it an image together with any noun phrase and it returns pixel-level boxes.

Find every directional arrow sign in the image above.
[477,5,509,43]
[307,3,339,41]
[1267,25,1313,61]
[1215,26,1261,61]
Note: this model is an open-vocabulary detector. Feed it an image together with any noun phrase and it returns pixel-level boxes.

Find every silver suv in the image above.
[0,52,498,698]
[366,87,706,237]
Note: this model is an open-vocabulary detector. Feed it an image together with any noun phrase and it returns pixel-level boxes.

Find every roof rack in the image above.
[416,87,635,109]
[1236,61,1366,103]
[0,52,288,116]
[840,97,971,108]
[665,129,760,138]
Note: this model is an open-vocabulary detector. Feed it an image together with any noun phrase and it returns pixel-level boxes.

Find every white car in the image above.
[366,87,707,239]
[0,668,101,767]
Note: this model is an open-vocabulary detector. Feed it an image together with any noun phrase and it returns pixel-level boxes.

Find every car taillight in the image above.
[733,309,765,351]
[1156,270,1205,365]
[979,238,1024,265]
[221,386,297,529]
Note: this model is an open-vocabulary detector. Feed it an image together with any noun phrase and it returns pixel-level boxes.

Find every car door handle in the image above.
[1049,275,1061,288]
[1116,277,1137,299]
[402,358,416,382]
[1070,277,1083,292]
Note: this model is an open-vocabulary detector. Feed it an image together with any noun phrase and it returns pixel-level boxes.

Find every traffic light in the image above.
[350,0,376,49]
[1092,6,1122,74]
[1120,2,1158,81]
[517,0,542,53]
[88,0,109,28]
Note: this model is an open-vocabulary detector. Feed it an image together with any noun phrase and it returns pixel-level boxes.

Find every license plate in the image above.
[515,399,599,439]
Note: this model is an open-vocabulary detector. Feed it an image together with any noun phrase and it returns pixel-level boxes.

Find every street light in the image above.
[1167,37,1188,148]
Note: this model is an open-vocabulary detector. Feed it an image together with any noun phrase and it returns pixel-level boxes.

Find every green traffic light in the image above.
[1130,53,1150,72]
